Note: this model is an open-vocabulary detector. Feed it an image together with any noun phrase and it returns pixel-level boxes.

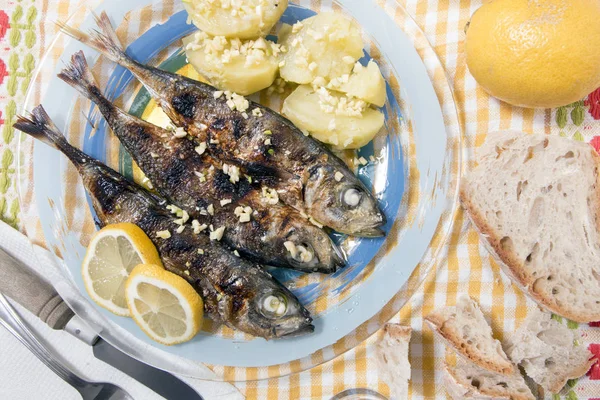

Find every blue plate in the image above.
[21,0,462,373]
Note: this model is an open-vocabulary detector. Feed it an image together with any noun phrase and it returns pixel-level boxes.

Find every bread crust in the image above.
[425,315,514,375]
[460,154,600,323]
[444,363,534,400]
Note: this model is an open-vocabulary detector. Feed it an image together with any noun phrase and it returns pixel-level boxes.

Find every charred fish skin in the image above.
[59,12,387,238]
[57,51,344,273]
[14,105,314,340]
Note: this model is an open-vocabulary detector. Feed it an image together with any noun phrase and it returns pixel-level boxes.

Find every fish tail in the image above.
[58,51,107,105]
[14,105,86,166]
[57,11,126,65]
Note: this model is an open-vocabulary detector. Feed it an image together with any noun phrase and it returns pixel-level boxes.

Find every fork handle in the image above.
[0,293,87,388]
[0,247,74,329]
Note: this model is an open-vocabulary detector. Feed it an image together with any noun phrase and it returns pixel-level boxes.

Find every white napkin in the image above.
[0,220,244,400]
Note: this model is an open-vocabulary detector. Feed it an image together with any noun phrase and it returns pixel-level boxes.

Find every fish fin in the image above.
[58,51,100,100]
[13,105,68,149]
[57,11,125,64]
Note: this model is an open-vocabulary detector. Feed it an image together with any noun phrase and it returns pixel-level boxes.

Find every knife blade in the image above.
[0,246,203,400]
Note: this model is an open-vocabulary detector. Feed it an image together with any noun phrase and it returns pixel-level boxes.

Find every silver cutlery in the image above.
[0,293,133,400]
[0,244,204,399]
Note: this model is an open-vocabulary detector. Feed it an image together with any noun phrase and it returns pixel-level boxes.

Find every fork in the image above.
[0,293,133,400]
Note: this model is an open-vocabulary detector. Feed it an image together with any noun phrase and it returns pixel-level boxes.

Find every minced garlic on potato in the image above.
[282,85,385,149]
[182,32,282,95]
[182,0,288,39]
[278,12,364,85]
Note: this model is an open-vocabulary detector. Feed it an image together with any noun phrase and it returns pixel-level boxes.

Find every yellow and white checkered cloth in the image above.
[13,0,600,399]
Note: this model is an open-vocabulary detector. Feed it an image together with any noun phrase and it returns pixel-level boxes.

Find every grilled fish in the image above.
[14,105,314,339]
[58,51,344,273]
[59,12,387,237]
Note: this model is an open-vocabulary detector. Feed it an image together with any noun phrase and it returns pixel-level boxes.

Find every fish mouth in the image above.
[351,227,386,238]
[278,323,315,338]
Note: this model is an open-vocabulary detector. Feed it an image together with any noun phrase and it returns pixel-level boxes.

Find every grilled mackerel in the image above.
[58,51,344,273]
[60,12,387,237]
[14,105,314,339]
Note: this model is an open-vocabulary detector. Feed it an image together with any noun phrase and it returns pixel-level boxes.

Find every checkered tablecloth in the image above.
[2,0,600,398]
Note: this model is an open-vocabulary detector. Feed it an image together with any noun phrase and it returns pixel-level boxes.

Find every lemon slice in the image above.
[82,223,162,316]
[125,264,204,345]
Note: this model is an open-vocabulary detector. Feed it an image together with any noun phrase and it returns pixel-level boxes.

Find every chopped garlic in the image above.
[173,126,187,138]
[207,204,214,215]
[213,91,224,99]
[234,206,253,223]
[181,210,190,224]
[197,248,204,255]
[261,187,279,205]
[156,230,171,239]
[220,199,232,206]
[192,220,208,234]
[150,152,159,158]
[233,250,240,257]
[176,225,186,234]
[334,171,344,182]
[222,163,240,183]
[194,170,206,182]
[264,138,272,145]
[359,156,368,165]
[308,62,318,71]
[195,122,208,131]
[252,108,263,117]
[209,226,226,241]
[195,142,207,155]
[167,204,183,215]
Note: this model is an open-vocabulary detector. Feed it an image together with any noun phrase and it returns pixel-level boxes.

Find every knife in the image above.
[0,246,203,400]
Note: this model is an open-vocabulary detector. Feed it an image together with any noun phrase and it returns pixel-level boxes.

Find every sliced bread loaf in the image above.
[444,359,535,400]
[505,307,595,394]
[425,295,514,375]
[460,131,600,322]
[375,324,412,399]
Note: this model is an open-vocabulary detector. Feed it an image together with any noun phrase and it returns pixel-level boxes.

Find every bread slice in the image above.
[444,359,535,400]
[460,131,600,323]
[375,324,411,399]
[425,295,514,375]
[505,307,595,394]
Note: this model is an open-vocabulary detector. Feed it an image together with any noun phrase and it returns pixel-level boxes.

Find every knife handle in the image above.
[0,247,74,330]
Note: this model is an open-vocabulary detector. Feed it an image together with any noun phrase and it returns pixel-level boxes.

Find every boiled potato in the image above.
[336,61,387,107]
[183,0,287,39]
[279,12,364,85]
[182,32,280,95]
[282,85,385,149]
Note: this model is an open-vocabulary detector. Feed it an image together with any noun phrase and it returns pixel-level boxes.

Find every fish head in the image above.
[279,215,346,273]
[304,164,386,237]
[236,272,314,339]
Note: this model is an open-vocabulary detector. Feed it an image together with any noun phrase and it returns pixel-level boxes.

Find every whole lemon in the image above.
[465,0,600,109]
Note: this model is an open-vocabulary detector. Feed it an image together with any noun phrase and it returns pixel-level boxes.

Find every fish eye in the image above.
[284,241,315,264]
[259,293,288,318]
[341,187,363,208]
